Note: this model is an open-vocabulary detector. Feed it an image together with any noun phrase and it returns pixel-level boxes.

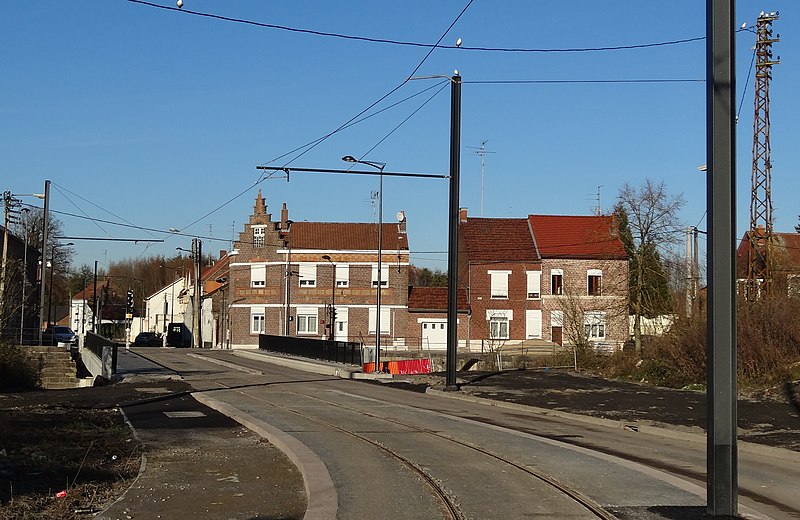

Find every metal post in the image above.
[19,215,29,344]
[47,245,54,326]
[706,0,737,515]
[38,180,50,345]
[92,260,97,334]
[446,74,462,388]
[376,173,383,371]
[285,239,292,336]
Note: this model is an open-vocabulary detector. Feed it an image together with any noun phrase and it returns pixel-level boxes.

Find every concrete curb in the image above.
[426,388,800,464]
[192,391,338,520]
[233,349,392,381]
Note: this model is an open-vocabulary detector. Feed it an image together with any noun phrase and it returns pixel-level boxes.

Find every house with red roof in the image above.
[406,286,470,351]
[735,230,800,298]
[458,209,628,350]
[228,191,411,349]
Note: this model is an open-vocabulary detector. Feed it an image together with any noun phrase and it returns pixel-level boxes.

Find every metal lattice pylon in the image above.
[748,11,779,299]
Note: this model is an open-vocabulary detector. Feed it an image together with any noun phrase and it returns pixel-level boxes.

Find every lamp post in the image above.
[47,241,73,327]
[19,207,30,344]
[322,255,335,340]
[177,239,202,348]
[342,155,386,372]
[38,180,50,346]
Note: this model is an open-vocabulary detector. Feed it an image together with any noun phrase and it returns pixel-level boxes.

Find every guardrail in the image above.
[81,332,119,379]
[258,334,364,366]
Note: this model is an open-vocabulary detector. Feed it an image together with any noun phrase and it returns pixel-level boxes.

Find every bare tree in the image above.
[616,179,685,353]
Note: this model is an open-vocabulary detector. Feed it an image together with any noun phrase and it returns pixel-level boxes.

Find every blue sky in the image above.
[2,1,797,271]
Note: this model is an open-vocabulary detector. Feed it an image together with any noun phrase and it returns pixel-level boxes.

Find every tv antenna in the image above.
[467,140,495,216]
[586,185,603,216]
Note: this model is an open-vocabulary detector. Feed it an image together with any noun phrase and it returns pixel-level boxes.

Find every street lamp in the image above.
[47,242,73,327]
[322,255,335,341]
[342,155,386,372]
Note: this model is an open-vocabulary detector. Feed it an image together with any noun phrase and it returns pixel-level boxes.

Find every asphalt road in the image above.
[130,349,800,520]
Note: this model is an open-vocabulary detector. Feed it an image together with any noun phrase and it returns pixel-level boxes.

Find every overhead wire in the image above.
[128,0,715,54]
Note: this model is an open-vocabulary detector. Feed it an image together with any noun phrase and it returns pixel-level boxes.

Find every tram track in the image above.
[180,351,619,520]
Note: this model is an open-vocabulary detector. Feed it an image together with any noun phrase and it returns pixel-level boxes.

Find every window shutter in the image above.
[490,272,509,298]
[250,265,266,286]
[526,310,542,339]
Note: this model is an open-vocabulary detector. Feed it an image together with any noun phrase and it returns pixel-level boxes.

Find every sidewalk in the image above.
[96,350,308,520]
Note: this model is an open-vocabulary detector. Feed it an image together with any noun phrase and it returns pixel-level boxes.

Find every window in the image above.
[526,271,541,299]
[368,307,391,335]
[251,311,265,334]
[525,310,542,339]
[587,269,602,296]
[584,311,606,340]
[250,264,266,287]
[486,310,512,340]
[298,264,316,287]
[253,226,265,247]
[296,308,318,334]
[489,270,510,299]
[550,310,564,327]
[371,265,389,287]
[489,317,509,339]
[551,269,563,295]
[336,264,349,287]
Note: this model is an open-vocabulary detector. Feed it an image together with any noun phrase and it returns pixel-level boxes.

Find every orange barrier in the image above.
[362,358,432,375]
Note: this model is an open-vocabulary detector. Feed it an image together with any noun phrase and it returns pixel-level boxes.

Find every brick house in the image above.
[228,191,411,349]
[458,209,628,350]
[735,230,800,298]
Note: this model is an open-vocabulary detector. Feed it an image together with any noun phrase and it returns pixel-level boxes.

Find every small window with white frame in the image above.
[583,311,606,340]
[489,270,510,299]
[250,264,266,288]
[298,264,316,287]
[526,270,541,299]
[587,269,602,296]
[251,310,265,334]
[368,307,391,335]
[296,307,318,334]
[336,264,349,287]
[371,265,388,287]
[253,226,265,247]
[486,309,512,340]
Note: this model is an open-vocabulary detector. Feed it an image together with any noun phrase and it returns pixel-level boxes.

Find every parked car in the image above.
[41,325,77,346]
[133,332,163,347]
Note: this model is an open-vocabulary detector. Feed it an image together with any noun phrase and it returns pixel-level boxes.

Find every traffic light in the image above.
[330,307,337,323]
[126,289,134,313]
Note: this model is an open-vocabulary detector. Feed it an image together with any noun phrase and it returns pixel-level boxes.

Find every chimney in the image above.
[459,207,468,223]
[398,210,407,234]
[219,249,227,259]
[281,203,289,230]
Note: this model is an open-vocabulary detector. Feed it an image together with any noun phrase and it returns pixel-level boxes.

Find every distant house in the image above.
[405,286,470,351]
[458,209,628,350]
[228,191,411,349]
[735,230,800,298]
[70,281,127,340]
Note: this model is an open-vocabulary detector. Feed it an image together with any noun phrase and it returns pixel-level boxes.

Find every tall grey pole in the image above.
[375,174,383,372]
[37,180,50,346]
[92,260,97,333]
[446,74,462,388]
[706,0,737,516]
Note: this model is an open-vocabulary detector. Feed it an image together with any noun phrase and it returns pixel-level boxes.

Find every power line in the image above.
[128,0,716,54]
[465,79,704,85]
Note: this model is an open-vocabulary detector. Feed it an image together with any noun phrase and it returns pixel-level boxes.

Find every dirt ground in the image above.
[0,380,190,519]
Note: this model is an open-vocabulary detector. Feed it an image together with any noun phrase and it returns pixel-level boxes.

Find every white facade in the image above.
[145,277,189,334]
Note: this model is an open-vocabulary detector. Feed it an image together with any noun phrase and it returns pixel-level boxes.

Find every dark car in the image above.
[134,332,163,347]
[41,325,77,346]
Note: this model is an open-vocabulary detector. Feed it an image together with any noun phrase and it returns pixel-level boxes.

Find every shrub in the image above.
[0,343,42,390]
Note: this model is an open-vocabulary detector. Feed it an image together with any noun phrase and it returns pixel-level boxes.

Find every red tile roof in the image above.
[736,231,800,277]
[286,222,409,251]
[528,215,627,260]
[460,218,538,262]
[407,287,470,312]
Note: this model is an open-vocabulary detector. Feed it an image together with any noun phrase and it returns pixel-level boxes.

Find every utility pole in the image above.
[37,180,50,346]
[0,191,12,335]
[469,141,494,217]
[747,11,779,299]
[192,238,202,348]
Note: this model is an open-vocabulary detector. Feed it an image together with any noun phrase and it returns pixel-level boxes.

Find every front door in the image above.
[551,326,563,346]
[334,308,349,342]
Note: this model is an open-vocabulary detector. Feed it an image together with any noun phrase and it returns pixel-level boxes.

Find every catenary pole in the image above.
[706,0,738,516]
[446,74,462,389]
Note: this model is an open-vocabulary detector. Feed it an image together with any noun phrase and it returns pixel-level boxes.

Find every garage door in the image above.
[421,321,447,350]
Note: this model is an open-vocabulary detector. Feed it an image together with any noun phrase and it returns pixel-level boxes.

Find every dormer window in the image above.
[253,226,265,247]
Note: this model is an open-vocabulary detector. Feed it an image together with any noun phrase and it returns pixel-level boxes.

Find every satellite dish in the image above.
[396,211,406,222]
